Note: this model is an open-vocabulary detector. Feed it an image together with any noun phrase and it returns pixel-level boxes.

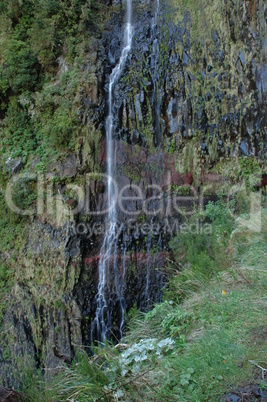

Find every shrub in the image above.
[1,99,36,160]
[168,198,235,302]
[1,39,39,93]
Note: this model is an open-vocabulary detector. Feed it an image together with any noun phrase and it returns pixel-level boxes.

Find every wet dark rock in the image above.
[31,157,41,169]
[211,28,220,45]
[200,142,208,153]
[49,153,78,178]
[240,139,249,156]
[217,139,225,155]
[222,384,267,401]
[225,394,241,402]
[0,386,26,401]
[205,91,212,101]
[218,50,225,63]
[108,50,116,66]
[214,92,224,102]
[6,157,24,175]
[130,130,141,144]
[183,51,190,66]
[239,50,246,69]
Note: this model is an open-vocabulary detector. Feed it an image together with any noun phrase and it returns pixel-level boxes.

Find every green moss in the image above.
[239,157,260,189]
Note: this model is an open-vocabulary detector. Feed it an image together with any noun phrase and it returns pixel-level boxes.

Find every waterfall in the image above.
[119,244,127,337]
[151,0,161,147]
[144,217,154,309]
[92,0,133,343]
[152,0,160,27]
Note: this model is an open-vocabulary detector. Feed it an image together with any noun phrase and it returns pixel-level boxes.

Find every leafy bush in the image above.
[28,0,103,68]
[0,193,25,252]
[0,99,36,160]
[34,70,79,148]
[0,0,106,166]
[205,197,236,244]
[168,198,235,302]
[1,39,39,93]
[119,337,174,376]
[238,157,260,189]
[0,263,12,285]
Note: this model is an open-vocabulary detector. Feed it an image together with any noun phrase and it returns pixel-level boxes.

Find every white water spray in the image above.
[92,0,133,343]
[151,0,161,147]
[152,0,160,28]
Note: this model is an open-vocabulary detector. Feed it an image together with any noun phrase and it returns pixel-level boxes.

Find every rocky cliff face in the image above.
[0,0,266,386]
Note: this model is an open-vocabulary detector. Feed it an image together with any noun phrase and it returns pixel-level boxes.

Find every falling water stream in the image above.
[144,216,154,309]
[92,0,133,343]
[151,0,161,147]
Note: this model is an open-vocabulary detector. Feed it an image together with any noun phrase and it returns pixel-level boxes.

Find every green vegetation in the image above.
[0,0,106,322]
[20,198,267,401]
[238,157,260,189]
[0,0,106,168]
[0,192,28,324]
[0,0,266,397]
[167,198,235,301]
